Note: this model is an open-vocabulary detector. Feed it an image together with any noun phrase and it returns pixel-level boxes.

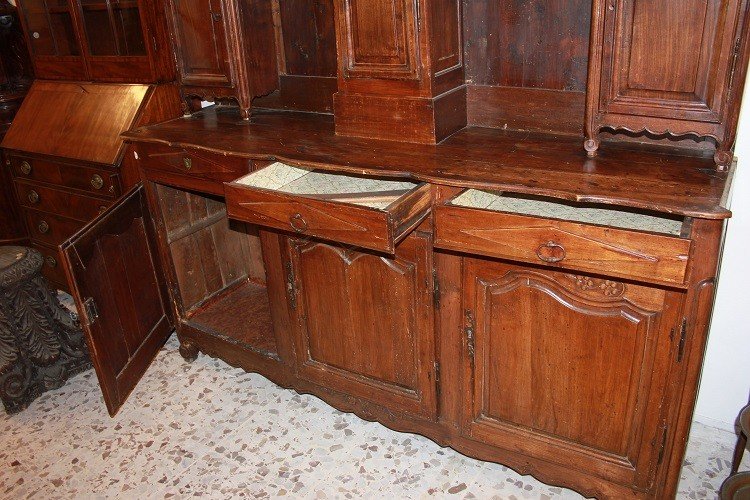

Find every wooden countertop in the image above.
[123,106,734,219]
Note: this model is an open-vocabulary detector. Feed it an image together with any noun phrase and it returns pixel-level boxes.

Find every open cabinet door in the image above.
[60,185,172,416]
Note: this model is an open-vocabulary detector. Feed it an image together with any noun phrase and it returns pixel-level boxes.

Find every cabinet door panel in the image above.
[339,0,419,79]
[289,233,436,418]
[60,185,172,416]
[602,0,739,123]
[462,258,679,488]
[170,0,232,86]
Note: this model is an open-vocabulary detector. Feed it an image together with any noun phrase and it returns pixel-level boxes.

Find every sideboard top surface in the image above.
[123,106,734,220]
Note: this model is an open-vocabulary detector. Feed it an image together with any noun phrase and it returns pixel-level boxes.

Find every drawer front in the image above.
[30,242,68,290]
[434,204,691,286]
[23,208,84,247]
[137,144,252,184]
[225,180,432,253]
[9,155,119,198]
[16,180,110,222]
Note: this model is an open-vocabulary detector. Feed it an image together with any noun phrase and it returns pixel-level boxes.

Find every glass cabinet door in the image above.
[79,0,146,56]
[21,0,80,57]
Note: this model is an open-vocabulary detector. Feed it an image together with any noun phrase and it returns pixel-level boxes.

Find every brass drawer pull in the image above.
[45,255,57,268]
[536,241,566,263]
[20,160,32,175]
[91,174,104,190]
[27,190,40,204]
[183,157,192,170]
[38,220,50,234]
[98,205,107,215]
[289,213,308,233]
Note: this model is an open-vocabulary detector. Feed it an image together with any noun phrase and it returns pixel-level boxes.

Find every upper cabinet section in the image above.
[16,0,174,82]
[166,0,278,118]
[586,0,750,169]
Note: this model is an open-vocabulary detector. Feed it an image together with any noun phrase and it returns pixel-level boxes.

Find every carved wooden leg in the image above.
[714,148,733,171]
[584,137,600,158]
[178,339,199,362]
[732,431,747,475]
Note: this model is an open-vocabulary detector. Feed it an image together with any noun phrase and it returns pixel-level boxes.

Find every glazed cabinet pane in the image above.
[169,0,232,86]
[461,258,680,489]
[79,0,146,56]
[601,0,739,122]
[20,0,80,56]
[287,232,436,418]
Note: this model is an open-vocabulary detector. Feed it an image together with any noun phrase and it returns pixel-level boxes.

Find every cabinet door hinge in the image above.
[82,297,99,326]
[152,36,158,54]
[465,309,475,364]
[285,262,297,310]
[657,424,669,466]
[728,36,743,92]
[677,318,688,363]
[432,269,440,309]
[434,360,441,396]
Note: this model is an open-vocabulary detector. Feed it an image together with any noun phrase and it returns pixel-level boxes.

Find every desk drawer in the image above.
[16,180,110,222]
[23,208,83,247]
[434,190,691,286]
[137,143,252,183]
[225,162,432,253]
[30,242,67,289]
[9,155,119,198]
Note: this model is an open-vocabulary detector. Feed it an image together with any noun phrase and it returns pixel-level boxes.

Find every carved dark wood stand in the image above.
[0,246,90,414]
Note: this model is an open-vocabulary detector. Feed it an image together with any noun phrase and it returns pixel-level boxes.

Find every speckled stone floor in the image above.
[1,332,746,499]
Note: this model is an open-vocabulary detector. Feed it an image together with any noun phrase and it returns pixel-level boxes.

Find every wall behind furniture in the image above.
[694,79,750,432]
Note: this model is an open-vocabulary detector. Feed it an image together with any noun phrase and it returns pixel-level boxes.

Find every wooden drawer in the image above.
[137,143,253,189]
[434,190,692,286]
[23,208,84,247]
[30,242,68,290]
[8,155,120,198]
[15,180,110,222]
[225,162,432,253]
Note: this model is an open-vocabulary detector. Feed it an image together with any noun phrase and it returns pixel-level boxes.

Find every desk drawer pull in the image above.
[536,241,566,263]
[290,213,308,233]
[20,161,32,175]
[45,255,57,268]
[91,174,104,190]
[27,190,40,204]
[38,220,50,234]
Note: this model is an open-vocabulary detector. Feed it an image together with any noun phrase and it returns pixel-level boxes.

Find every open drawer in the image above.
[434,189,692,287]
[225,162,432,253]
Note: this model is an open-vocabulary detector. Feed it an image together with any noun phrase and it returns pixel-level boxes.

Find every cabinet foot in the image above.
[714,149,733,171]
[584,138,600,158]
[178,339,199,362]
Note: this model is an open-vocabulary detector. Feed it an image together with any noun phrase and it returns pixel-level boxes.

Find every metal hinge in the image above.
[152,36,158,53]
[82,297,99,326]
[285,262,297,310]
[432,269,440,309]
[434,360,441,397]
[728,37,743,95]
[677,318,688,363]
[415,0,421,31]
[657,424,669,465]
[465,309,475,364]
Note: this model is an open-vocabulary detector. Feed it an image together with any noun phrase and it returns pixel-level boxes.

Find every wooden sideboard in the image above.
[3,0,746,498]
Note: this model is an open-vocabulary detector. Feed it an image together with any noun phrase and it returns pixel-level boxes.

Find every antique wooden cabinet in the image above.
[16,0,749,499]
[1,81,180,289]
[15,0,174,81]
[165,0,277,118]
[585,0,750,168]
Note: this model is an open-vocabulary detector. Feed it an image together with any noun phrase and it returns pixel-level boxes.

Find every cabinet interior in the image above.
[153,183,277,357]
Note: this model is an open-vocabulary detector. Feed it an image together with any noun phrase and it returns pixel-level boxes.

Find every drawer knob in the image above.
[27,190,40,204]
[91,174,104,190]
[98,205,107,215]
[289,213,308,233]
[20,160,32,175]
[183,157,192,170]
[38,220,50,234]
[536,241,566,263]
[45,256,57,268]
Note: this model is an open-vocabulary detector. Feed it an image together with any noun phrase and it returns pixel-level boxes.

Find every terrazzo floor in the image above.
[1,334,746,499]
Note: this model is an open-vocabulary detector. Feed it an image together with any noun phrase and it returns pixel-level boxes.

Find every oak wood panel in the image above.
[225,177,432,254]
[122,108,732,219]
[1,81,149,164]
[434,202,691,287]
[60,185,172,416]
[277,0,336,77]
[461,259,680,489]
[288,232,436,419]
